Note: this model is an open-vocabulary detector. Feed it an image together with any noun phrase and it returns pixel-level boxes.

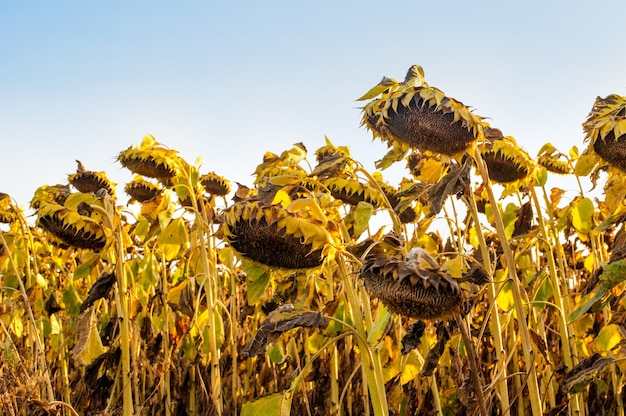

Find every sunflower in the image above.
[360,247,463,320]
[222,196,335,270]
[537,154,573,175]
[36,202,107,250]
[321,177,385,207]
[117,135,182,179]
[200,172,231,197]
[480,131,534,183]
[30,184,71,210]
[0,193,18,224]
[68,160,116,197]
[582,94,626,172]
[359,65,484,156]
[124,176,162,203]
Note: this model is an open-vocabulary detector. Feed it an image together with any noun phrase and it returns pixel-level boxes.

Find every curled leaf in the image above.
[241,304,329,358]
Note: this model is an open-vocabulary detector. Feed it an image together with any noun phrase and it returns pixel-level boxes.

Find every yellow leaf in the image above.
[356,78,397,101]
[596,324,624,352]
[271,189,292,208]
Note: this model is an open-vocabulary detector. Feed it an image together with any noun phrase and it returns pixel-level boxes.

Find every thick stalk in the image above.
[336,254,388,416]
[528,184,581,414]
[466,191,511,416]
[114,224,134,415]
[190,185,223,414]
[473,148,543,415]
[456,315,488,416]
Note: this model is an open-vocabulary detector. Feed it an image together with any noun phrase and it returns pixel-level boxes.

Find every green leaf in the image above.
[568,286,606,323]
[375,145,408,170]
[501,203,519,241]
[241,393,284,416]
[575,153,598,177]
[157,217,188,246]
[533,166,548,187]
[599,259,626,288]
[63,283,83,316]
[367,304,391,344]
[352,201,374,238]
[245,265,272,305]
[571,197,594,235]
[596,324,623,352]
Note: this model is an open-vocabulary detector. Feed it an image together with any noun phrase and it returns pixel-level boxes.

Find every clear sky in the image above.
[1,1,625,210]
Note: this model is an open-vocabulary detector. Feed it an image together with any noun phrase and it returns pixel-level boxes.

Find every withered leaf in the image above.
[45,293,62,315]
[561,352,616,393]
[427,159,471,216]
[401,320,426,354]
[80,271,116,313]
[512,201,533,237]
[241,304,329,358]
[420,321,454,377]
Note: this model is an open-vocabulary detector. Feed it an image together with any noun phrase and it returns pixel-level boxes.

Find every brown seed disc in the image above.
[69,172,115,195]
[482,151,529,183]
[537,155,572,175]
[227,216,323,269]
[593,131,626,172]
[125,181,162,202]
[118,155,177,178]
[361,259,462,320]
[38,212,106,250]
[379,97,476,155]
[200,174,231,196]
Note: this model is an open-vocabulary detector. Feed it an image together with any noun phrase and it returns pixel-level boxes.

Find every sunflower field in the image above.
[1,66,626,416]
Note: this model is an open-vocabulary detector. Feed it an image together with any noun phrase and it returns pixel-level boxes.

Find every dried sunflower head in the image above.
[125,176,162,203]
[583,94,626,172]
[536,143,573,175]
[117,135,182,179]
[36,200,108,250]
[360,247,463,320]
[30,184,71,210]
[321,177,386,207]
[0,193,18,224]
[222,192,337,270]
[480,132,534,183]
[200,172,231,197]
[68,160,116,197]
[253,144,308,184]
[359,65,484,156]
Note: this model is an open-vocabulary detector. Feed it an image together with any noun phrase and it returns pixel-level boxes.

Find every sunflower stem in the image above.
[336,254,389,416]
[465,191,511,416]
[473,146,543,415]
[456,314,488,416]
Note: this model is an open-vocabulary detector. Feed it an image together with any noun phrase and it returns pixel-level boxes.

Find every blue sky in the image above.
[1,1,625,210]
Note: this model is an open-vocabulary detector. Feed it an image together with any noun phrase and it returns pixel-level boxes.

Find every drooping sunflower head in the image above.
[68,160,116,197]
[582,94,626,172]
[360,246,463,320]
[536,143,574,175]
[124,176,163,203]
[311,138,354,179]
[359,65,484,156]
[0,193,19,224]
[200,172,231,197]
[479,130,534,183]
[117,134,182,179]
[30,184,71,210]
[253,144,308,184]
[36,194,108,251]
[221,185,337,270]
[321,177,386,208]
